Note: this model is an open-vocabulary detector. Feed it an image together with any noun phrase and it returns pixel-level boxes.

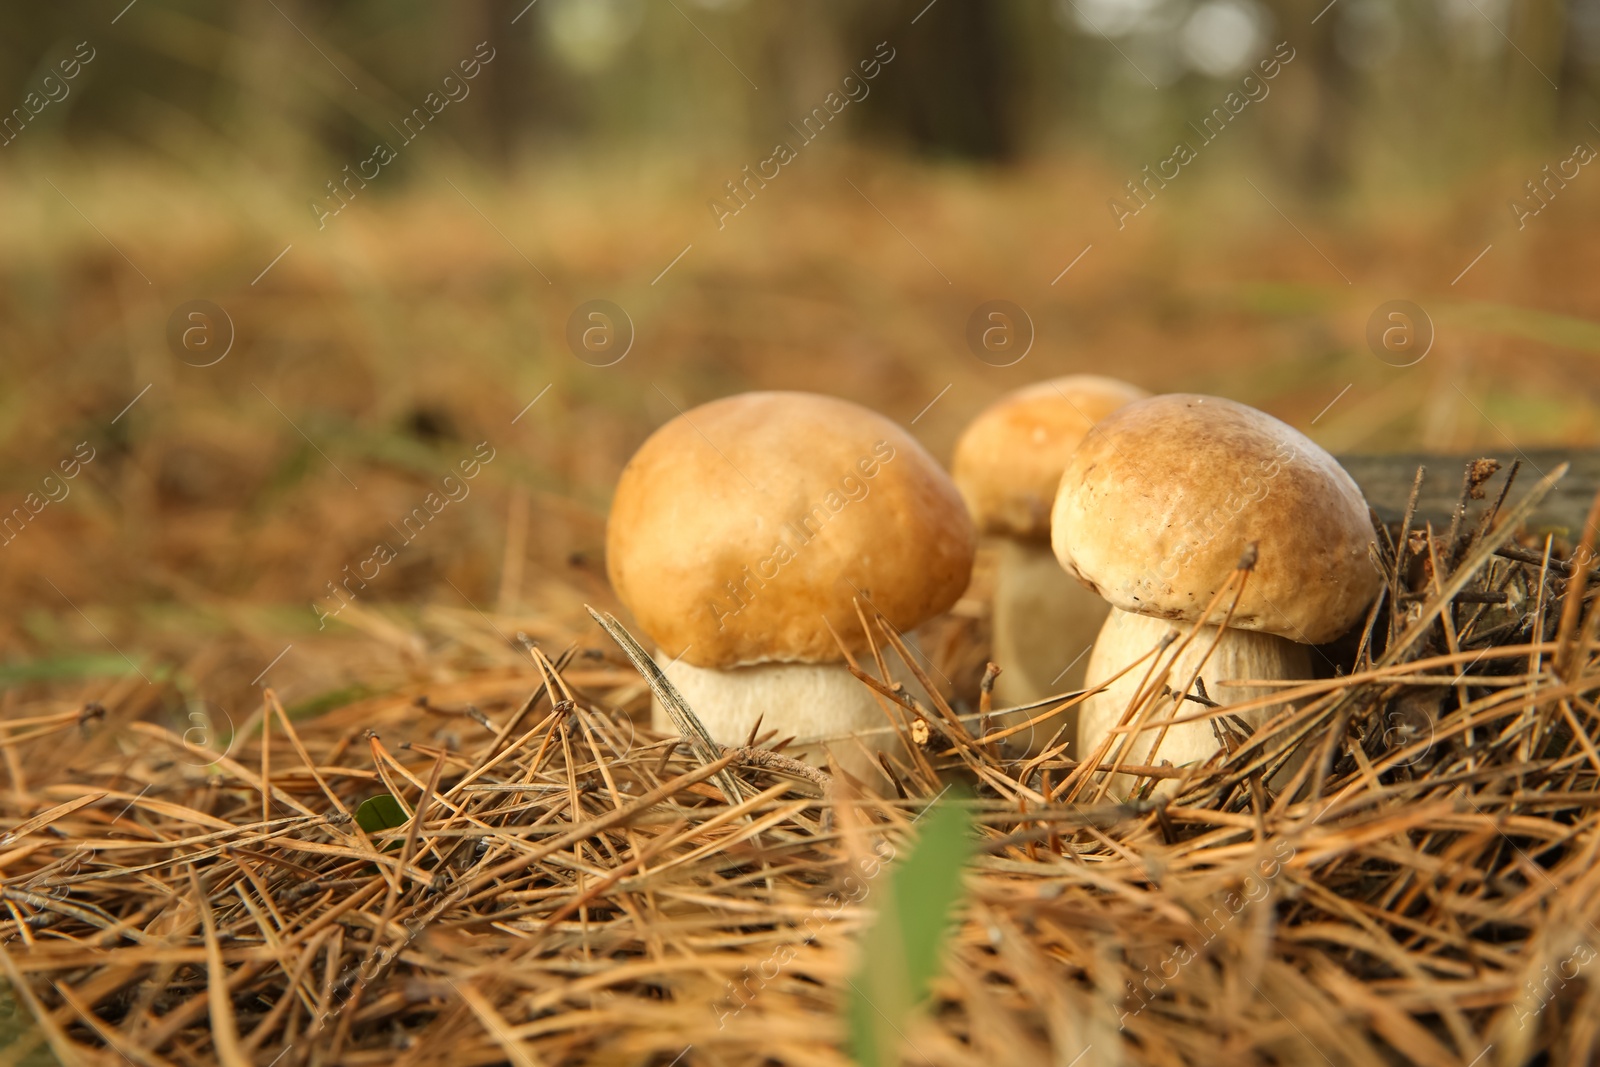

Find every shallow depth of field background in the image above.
[3,0,1600,744]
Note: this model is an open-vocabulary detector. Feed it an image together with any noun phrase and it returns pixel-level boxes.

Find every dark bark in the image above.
[851,0,1021,162]
[1338,450,1600,532]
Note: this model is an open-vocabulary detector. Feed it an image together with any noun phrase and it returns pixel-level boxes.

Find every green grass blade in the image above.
[847,793,975,1067]
[354,794,409,854]
[0,981,60,1065]
[0,654,147,685]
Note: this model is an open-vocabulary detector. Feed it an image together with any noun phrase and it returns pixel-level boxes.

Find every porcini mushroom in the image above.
[606,391,976,780]
[1052,393,1380,793]
[951,375,1147,746]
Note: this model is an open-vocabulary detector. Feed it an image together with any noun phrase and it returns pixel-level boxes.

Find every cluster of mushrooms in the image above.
[605,382,1381,796]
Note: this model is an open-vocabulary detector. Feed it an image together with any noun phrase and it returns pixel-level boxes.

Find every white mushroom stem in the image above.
[1078,608,1309,798]
[990,539,1111,753]
[655,655,916,786]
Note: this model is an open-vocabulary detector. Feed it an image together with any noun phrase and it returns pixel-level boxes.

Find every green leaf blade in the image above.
[847,793,976,1067]
[354,794,409,853]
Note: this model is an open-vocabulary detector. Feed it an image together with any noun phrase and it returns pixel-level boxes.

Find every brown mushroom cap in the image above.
[953,376,1149,541]
[1051,393,1380,644]
[606,392,976,669]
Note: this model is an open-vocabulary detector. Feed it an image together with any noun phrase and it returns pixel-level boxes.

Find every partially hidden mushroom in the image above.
[606,391,976,782]
[1051,393,1381,794]
[951,375,1148,750]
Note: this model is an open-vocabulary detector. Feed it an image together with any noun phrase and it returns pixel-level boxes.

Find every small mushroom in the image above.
[606,391,976,781]
[1052,394,1381,793]
[952,375,1148,748]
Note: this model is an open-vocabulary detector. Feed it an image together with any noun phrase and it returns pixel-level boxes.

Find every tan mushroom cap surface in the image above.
[606,392,976,669]
[953,375,1149,541]
[1051,393,1381,645]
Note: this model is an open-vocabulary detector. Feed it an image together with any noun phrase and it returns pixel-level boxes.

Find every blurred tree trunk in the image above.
[227,0,318,177]
[1542,0,1595,133]
[851,0,1021,162]
[1300,12,1354,196]
[440,0,586,164]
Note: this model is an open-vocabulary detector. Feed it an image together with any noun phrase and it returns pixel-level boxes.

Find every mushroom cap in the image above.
[1051,394,1380,644]
[606,392,976,669]
[953,375,1149,540]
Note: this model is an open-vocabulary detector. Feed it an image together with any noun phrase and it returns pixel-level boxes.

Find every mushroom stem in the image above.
[1078,608,1309,798]
[990,539,1111,753]
[655,656,909,785]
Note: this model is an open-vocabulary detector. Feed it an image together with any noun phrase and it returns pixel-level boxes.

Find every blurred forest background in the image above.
[3,0,1600,753]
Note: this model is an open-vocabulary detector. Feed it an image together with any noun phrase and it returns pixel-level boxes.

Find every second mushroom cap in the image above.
[1051,393,1380,645]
